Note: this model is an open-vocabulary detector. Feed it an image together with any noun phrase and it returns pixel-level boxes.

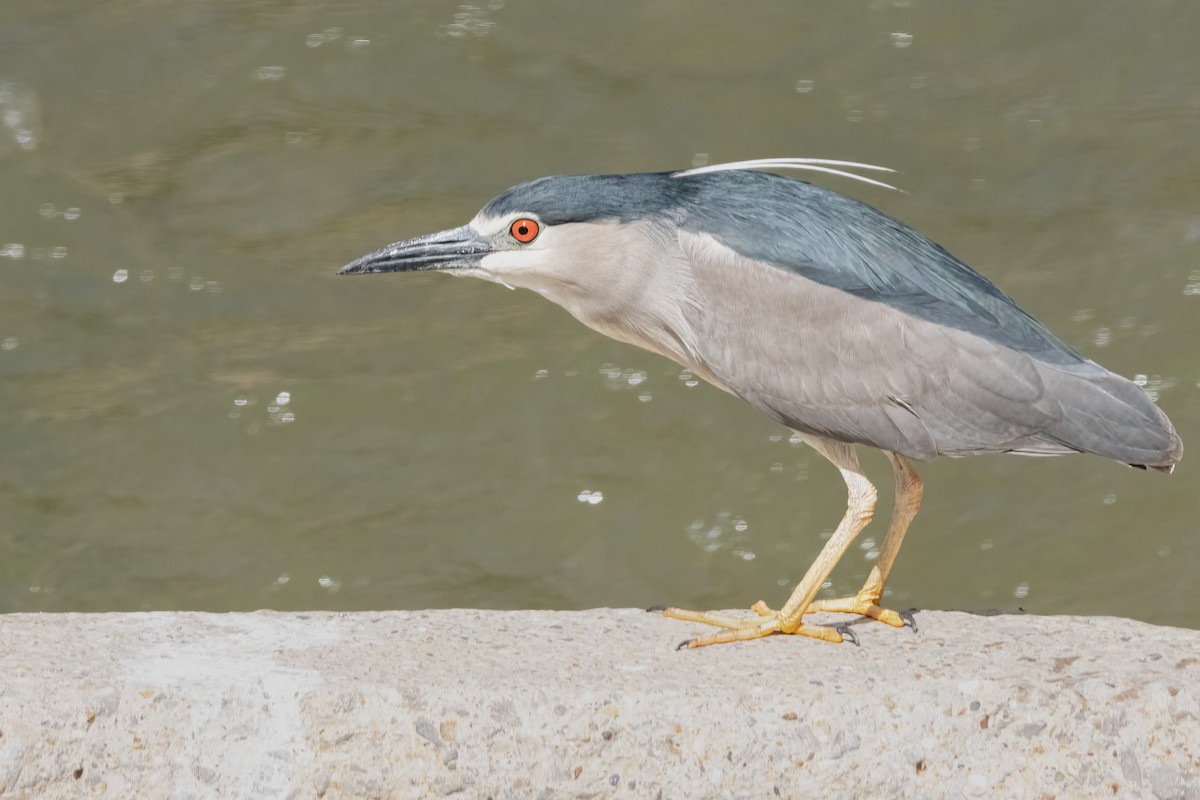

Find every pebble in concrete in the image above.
[1,609,1198,798]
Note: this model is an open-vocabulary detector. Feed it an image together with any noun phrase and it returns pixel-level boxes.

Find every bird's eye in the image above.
[510,218,540,244]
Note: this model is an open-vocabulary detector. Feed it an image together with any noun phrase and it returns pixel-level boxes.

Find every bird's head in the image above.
[337,173,683,292]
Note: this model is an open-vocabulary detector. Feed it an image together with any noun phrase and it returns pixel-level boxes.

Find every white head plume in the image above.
[674,157,901,192]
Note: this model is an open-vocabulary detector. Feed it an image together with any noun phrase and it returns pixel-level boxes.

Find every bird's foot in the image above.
[655,603,848,649]
[803,592,917,632]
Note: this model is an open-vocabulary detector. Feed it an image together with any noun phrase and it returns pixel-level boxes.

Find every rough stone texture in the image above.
[1,609,1198,799]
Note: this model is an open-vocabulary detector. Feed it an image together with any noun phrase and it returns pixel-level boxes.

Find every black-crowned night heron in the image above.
[339,158,1183,649]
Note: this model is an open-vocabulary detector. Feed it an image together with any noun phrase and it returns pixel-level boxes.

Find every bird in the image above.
[338,158,1183,649]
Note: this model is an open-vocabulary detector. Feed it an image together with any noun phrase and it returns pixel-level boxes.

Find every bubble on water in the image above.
[1137,374,1174,402]
[303,27,348,49]
[446,4,497,38]
[276,573,290,585]
[112,269,128,283]
[1,243,26,259]
[1,80,41,152]
[688,512,754,559]
[266,392,296,426]
[318,575,341,592]
[795,79,815,94]
[1,337,17,351]
[890,32,913,48]
[600,363,654,395]
[577,489,604,505]
[1093,327,1111,347]
[1013,582,1030,599]
[254,65,287,81]
[1184,270,1200,296]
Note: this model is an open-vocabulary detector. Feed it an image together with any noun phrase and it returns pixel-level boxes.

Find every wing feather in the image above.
[675,170,1085,366]
[678,231,1180,467]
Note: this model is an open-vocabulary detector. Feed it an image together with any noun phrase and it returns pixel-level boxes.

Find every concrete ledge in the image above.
[1,610,1198,799]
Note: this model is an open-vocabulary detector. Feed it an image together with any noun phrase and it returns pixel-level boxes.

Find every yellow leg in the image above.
[805,451,923,628]
[662,436,877,648]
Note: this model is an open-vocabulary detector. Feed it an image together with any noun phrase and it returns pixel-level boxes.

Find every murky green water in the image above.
[2,1,1197,627]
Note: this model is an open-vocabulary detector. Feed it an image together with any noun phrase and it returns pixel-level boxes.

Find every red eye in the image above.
[510,218,540,243]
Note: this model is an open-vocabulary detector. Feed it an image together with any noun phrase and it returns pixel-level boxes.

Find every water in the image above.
[2,1,1197,628]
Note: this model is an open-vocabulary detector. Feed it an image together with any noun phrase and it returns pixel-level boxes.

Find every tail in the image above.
[1031,362,1182,472]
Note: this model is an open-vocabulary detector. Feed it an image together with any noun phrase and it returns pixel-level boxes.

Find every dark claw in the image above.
[900,608,919,633]
[676,639,694,651]
[646,605,667,613]
[835,624,860,647]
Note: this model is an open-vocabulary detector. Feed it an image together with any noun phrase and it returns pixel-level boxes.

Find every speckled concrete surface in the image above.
[0,609,1197,799]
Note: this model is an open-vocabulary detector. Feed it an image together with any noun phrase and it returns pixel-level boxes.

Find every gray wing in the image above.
[678,232,1181,468]
[678,170,1085,366]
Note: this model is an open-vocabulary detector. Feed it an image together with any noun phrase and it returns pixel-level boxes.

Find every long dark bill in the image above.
[337,225,491,275]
